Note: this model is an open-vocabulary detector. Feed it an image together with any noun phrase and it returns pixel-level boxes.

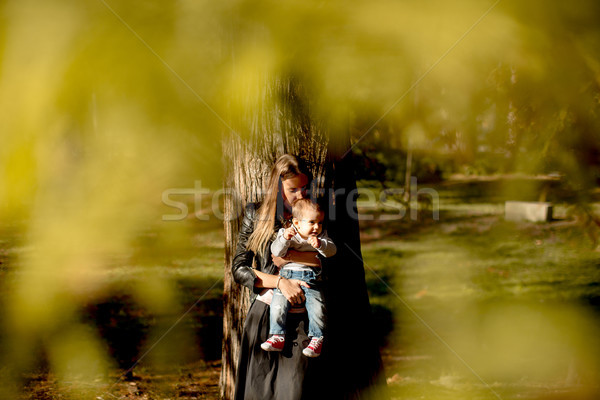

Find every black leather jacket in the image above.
[231,202,283,305]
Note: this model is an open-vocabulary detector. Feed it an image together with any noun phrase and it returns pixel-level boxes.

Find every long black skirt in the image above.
[234,300,327,400]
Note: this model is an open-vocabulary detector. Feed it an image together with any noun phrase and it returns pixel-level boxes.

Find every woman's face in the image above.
[281,173,309,207]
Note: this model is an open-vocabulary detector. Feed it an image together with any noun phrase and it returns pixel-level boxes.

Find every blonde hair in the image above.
[291,198,323,220]
[246,154,312,254]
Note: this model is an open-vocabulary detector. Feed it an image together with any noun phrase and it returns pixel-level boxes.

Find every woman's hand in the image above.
[278,277,310,305]
[253,269,307,305]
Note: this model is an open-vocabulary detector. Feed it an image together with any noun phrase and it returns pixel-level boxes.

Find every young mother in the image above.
[232,154,387,400]
[232,154,325,399]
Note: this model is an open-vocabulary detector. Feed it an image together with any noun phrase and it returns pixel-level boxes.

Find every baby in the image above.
[261,198,336,357]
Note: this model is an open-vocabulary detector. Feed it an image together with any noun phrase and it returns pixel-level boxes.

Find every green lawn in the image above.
[361,200,600,400]
[0,217,226,399]
[2,184,600,399]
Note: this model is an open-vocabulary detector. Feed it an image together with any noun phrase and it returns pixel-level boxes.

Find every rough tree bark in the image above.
[219,76,384,399]
[219,77,327,399]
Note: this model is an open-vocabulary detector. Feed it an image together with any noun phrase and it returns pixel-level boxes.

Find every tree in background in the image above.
[219,74,385,397]
[1,0,600,397]
[219,77,329,398]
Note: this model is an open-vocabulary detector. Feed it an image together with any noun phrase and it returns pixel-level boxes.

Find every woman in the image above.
[232,154,322,400]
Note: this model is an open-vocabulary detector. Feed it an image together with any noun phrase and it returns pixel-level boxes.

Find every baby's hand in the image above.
[308,236,320,249]
[283,227,295,240]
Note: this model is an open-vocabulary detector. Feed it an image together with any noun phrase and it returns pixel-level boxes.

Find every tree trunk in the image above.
[219,76,385,399]
[219,76,328,400]
[403,144,413,203]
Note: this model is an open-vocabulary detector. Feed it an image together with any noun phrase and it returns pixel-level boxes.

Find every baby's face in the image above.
[293,210,324,238]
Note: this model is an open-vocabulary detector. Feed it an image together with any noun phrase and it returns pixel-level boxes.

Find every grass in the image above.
[360,200,600,400]
[0,216,225,400]
[2,179,600,399]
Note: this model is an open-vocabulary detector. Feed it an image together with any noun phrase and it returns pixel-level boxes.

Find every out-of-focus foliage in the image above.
[0,0,225,396]
[345,1,600,187]
[1,0,599,397]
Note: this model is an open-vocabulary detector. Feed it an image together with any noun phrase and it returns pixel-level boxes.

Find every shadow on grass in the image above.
[81,276,224,379]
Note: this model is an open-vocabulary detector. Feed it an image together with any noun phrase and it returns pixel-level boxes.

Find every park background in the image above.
[1,0,600,399]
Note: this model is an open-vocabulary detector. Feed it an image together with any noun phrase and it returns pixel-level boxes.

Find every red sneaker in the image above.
[302,336,323,357]
[261,335,285,351]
